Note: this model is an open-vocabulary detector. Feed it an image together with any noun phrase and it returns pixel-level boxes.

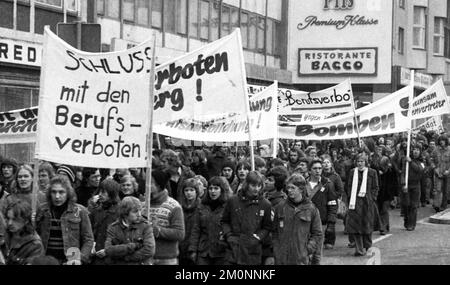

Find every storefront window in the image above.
[137,0,149,26]
[189,0,199,38]
[123,0,135,22]
[151,0,163,28]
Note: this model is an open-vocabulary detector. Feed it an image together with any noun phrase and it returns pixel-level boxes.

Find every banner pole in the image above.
[349,79,362,148]
[145,35,157,220]
[31,159,40,226]
[272,81,279,159]
[236,28,255,171]
[405,70,415,190]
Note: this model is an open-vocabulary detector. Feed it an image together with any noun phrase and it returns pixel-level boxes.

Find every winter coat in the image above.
[75,185,98,208]
[5,232,44,265]
[431,146,450,177]
[306,176,338,225]
[272,198,323,265]
[221,191,272,265]
[323,169,344,198]
[206,153,228,178]
[179,200,200,262]
[400,157,424,188]
[189,202,228,259]
[191,163,210,181]
[36,202,94,264]
[104,217,155,265]
[0,189,46,217]
[345,168,379,235]
[89,203,120,252]
[377,156,397,202]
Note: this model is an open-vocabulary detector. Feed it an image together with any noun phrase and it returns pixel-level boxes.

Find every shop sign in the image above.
[298,48,377,76]
[0,38,42,67]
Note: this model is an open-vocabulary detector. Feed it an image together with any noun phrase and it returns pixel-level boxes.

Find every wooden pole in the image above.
[145,35,157,220]
[405,70,415,189]
[31,159,40,226]
[272,81,278,159]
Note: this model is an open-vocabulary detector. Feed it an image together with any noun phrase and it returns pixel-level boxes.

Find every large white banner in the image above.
[154,29,248,124]
[413,116,445,134]
[154,83,278,142]
[410,79,450,120]
[278,86,413,140]
[0,107,38,144]
[35,27,153,168]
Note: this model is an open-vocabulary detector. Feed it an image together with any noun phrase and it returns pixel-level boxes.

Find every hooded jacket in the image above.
[272,198,323,265]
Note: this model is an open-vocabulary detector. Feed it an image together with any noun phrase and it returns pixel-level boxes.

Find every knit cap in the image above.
[57,165,76,184]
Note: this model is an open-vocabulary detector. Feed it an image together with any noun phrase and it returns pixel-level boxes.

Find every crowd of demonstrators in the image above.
[0,128,449,265]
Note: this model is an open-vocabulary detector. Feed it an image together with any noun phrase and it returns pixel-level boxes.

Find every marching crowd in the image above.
[0,127,449,265]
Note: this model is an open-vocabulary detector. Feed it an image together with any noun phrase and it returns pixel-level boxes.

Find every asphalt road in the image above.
[322,204,450,265]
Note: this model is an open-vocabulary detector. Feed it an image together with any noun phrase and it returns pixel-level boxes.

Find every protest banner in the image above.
[413,116,445,134]
[35,27,153,168]
[153,29,248,124]
[409,79,450,120]
[278,85,413,140]
[153,82,278,142]
[0,107,38,144]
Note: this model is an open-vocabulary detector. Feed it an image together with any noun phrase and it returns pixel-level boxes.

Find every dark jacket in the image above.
[272,198,323,265]
[36,202,94,264]
[5,232,44,265]
[323,169,344,198]
[105,217,155,265]
[400,157,424,188]
[189,202,228,260]
[206,152,227,178]
[75,185,98,208]
[306,176,338,225]
[89,202,120,252]
[179,200,200,262]
[345,168,379,234]
[221,191,272,265]
[191,163,210,181]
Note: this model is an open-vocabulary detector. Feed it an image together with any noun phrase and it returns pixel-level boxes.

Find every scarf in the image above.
[349,167,368,210]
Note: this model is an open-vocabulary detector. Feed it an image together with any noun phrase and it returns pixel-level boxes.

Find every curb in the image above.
[428,208,450,225]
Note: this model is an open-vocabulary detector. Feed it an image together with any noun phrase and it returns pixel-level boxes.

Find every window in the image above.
[151,0,163,28]
[176,0,188,35]
[189,0,199,38]
[164,0,176,33]
[221,5,230,36]
[136,0,149,26]
[65,0,77,11]
[210,1,219,41]
[97,0,105,15]
[107,0,120,19]
[274,20,282,57]
[230,7,239,33]
[248,13,257,50]
[257,16,265,52]
[398,27,404,54]
[399,0,405,9]
[123,0,135,22]
[241,12,248,48]
[266,19,274,55]
[36,0,62,8]
[200,0,209,40]
[434,18,445,55]
[445,27,450,58]
[413,6,426,49]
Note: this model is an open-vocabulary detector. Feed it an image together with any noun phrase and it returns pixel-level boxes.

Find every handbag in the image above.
[337,198,348,220]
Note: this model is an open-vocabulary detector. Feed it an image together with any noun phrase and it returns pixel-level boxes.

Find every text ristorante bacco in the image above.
[297,15,379,30]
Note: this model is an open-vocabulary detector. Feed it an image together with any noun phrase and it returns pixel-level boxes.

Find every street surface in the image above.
[322,205,450,265]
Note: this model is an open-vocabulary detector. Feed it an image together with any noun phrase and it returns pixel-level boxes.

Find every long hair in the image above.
[12,164,34,193]
[119,175,139,199]
[5,199,34,237]
[203,176,230,205]
[98,178,121,205]
[179,178,200,208]
[240,171,265,197]
[47,175,77,205]
[285,174,308,198]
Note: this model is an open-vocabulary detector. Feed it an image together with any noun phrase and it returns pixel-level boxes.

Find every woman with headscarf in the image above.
[345,153,379,256]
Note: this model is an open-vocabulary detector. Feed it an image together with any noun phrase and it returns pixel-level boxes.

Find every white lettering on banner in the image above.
[153,83,278,142]
[299,48,377,75]
[278,86,413,140]
[0,107,38,144]
[409,79,450,120]
[153,29,248,124]
[0,39,42,67]
[35,27,153,168]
